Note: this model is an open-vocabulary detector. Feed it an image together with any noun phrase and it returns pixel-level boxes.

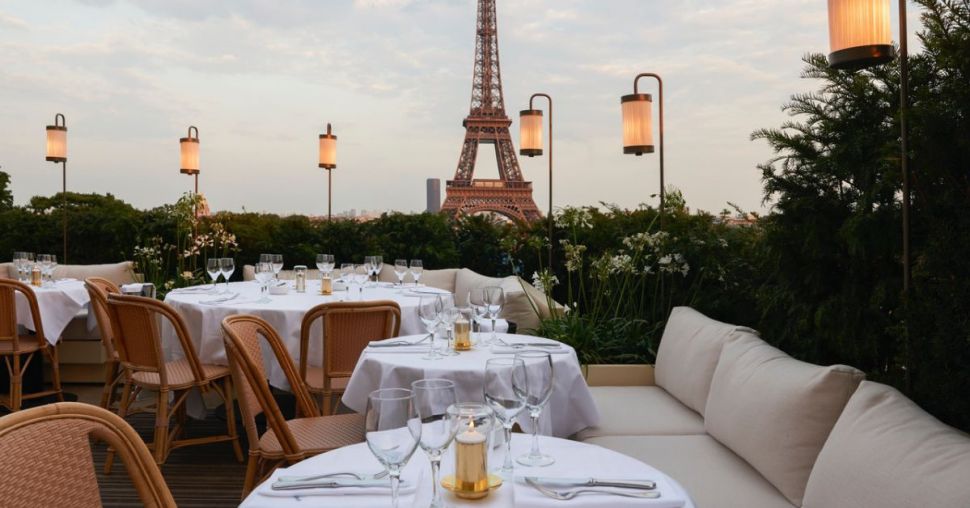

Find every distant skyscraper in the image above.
[426,178,441,213]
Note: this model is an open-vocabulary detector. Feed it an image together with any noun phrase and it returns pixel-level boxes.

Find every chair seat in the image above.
[0,338,43,354]
[304,367,350,392]
[131,358,229,389]
[258,413,364,458]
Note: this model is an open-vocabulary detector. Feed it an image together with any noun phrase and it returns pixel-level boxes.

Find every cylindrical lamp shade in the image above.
[45,126,67,162]
[319,123,336,169]
[180,126,200,175]
[827,0,894,69]
[622,93,654,155]
[519,109,543,157]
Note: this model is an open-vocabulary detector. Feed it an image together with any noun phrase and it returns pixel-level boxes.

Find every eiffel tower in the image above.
[441,0,541,223]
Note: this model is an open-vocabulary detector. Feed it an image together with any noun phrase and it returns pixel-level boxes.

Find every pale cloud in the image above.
[0,11,28,29]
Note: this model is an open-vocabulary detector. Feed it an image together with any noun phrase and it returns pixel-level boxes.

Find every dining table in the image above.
[162,280,445,390]
[341,333,601,438]
[241,434,695,508]
[14,279,93,344]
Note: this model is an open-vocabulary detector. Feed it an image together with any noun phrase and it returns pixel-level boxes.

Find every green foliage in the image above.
[0,171,12,211]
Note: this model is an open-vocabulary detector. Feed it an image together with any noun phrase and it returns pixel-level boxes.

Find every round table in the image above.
[341,333,600,438]
[241,434,695,508]
[15,279,91,345]
[163,281,440,390]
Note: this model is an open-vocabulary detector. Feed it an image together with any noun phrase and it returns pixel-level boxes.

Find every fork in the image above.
[277,470,389,483]
[527,479,661,500]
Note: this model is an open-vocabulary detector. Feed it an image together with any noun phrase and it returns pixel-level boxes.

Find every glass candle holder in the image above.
[321,276,333,295]
[454,308,473,351]
[447,403,494,499]
[294,265,307,293]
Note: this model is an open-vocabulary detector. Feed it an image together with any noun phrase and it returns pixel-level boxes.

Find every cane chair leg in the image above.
[99,360,119,409]
[222,377,244,463]
[47,346,64,402]
[321,391,333,416]
[241,454,260,499]
[105,379,134,475]
[153,389,171,465]
[10,355,22,412]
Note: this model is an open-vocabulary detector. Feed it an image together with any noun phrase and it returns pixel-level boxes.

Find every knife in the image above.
[271,478,392,490]
[524,476,656,490]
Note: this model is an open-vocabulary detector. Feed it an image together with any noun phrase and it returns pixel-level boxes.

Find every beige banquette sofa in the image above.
[1,261,137,381]
[242,265,556,333]
[578,307,970,508]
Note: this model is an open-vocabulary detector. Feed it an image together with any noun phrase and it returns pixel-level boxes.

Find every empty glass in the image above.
[365,388,421,508]
[513,351,555,467]
[37,254,52,287]
[468,290,489,344]
[271,254,284,279]
[411,379,459,508]
[394,259,408,286]
[339,263,354,283]
[374,255,384,282]
[484,286,505,346]
[438,294,460,356]
[254,261,273,302]
[48,254,57,282]
[418,295,443,360]
[410,259,423,286]
[206,258,221,289]
[316,254,335,277]
[219,258,235,293]
[484,357,527,475]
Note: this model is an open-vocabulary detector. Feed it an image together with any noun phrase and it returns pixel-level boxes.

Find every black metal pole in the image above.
[634,73,665,230]
[328,168,333,222]
[62,160,67,263]
[897,0,911,392]
[529,93,554,270]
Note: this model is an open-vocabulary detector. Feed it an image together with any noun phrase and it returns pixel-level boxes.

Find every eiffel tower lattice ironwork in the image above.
[441,0,541,223]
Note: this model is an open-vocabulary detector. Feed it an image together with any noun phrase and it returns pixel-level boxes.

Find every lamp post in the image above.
[179,126,200,195]
[318,123,337,222]
[826,0,910,294]
[46,113,68,263]
[519,93,553,269]
[621,73,665,229]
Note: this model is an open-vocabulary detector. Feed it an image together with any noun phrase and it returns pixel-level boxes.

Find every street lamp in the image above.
[520,93,553,269]
[622,73,665,229]
[826,0,910,293]
[45,113,68,263]
[318,123,337,221]
[179,126,200,195]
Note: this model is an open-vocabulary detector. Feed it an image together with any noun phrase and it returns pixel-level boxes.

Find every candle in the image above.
[30,266,41,287]
[321,276,333,295]
[454,317,471,351]
[454,418,488,499]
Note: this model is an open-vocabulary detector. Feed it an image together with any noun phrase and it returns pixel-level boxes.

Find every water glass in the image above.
[418,295,443,360]
[513,351,555,467]
[484,286,505,346]
[271,254,284,278]
[394,259,408,286]
[365,388,421,508]
[484,357,527,475]
[219,258,235,293]
[410,259,423,286]
[411,379,459,508]
[206,258,221,288]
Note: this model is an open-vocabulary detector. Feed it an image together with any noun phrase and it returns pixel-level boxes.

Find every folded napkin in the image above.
[476,318,509,333]
[365,337,430,354]
[514,476,686,508]
[171,285,215,293]
[121,283,145,293]
[256,466,420,500]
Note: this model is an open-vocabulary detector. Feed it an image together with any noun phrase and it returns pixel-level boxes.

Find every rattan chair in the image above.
[84,277,123,411]
[222,314,364,497]
[298,301,401,415]
[0,401,176,507]
[105,293,243,467]
[0,279,64,412]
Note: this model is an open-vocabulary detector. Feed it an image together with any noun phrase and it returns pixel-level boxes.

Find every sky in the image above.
[0,0,923,217]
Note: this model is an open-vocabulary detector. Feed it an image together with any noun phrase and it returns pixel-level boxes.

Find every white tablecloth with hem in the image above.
[15,280,92,344]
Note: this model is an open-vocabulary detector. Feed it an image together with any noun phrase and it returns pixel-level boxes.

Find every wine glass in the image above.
[418,295,443,360]
[259,253,272,265]
[411,379,459,508]
[484,357,527,475]
[206,258,221,290]
[409,259,423,287]
[353,264,369,298]
[37,254,51,287]
[12,252,25,282]
[438,294,460,356]
[374,255,384,283]
[339,263,354,283]
[271,254,284,279]
[365,388,421,508]
[484,286,505,345]
[468,290,489,345]
[49,254,58,282]
[394,259,408,286]
[219,258,235,294]
[513,351,555,467]
[316,254,334,275]
[254,261,273,302]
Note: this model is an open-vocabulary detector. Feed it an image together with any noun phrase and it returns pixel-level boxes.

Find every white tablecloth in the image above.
[341,333,600,438]
[15,280,91,345]
[163,281,429,390]
[241,434,695,508]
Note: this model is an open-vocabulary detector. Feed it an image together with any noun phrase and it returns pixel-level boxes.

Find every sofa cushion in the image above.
[803,381,970,508]
[419,268,459,293]
[53,262,136,286]
[654,307,758,416]
[586,434,795,508]
[0,262,13,279]
[575,386,705,440]
[705,338,864,506]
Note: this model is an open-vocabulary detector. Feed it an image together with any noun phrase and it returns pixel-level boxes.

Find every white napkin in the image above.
[256,467,420,499]
[476,318,509,333]
[513,476,687,508]
[490,345,572,355]
[120,283,144,293]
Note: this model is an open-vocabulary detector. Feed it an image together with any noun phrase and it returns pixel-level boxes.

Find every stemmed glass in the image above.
[339,263,354,284]
[48,254,58,283]
[271,254,284,280]
[316,254,334,276]
[409,259,423,287]
[354,264,369,298]
[468,290,489,345]
[394,259,408,286]
[438,294,460,356]
[219,258,235,294]
[364,256,375,285]
[411,379,459,508]
[206,258,221,291]
[484,357,527,475]
[484,286,505,346]
[418,295,443,360]
[374,256,384,283]
[513,351,555,467]
[37,254,52,287]
[12,252,25,282]
[365,388,421,508]
[254,261,273,302]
